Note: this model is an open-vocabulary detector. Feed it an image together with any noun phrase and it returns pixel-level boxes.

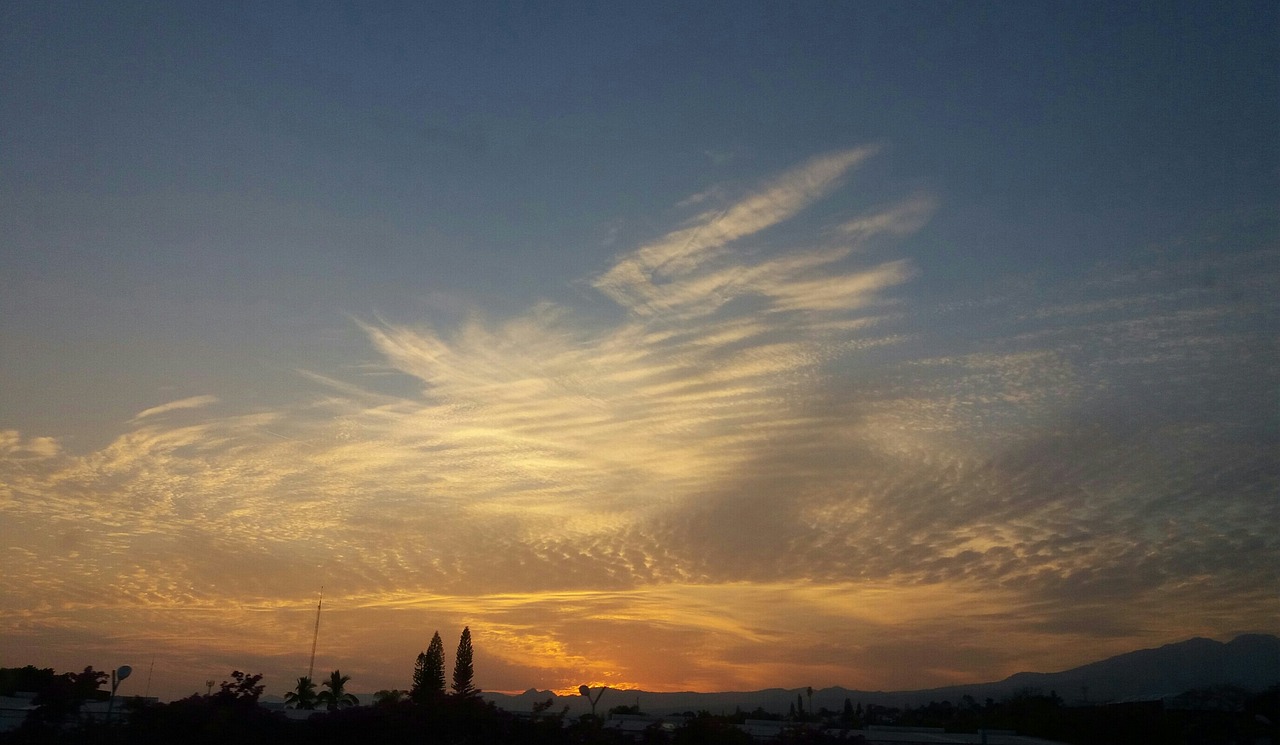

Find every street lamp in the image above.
[579,685,607,718]
[106,665,132,722]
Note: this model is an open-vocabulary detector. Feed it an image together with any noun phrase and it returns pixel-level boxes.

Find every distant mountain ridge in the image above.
[483,634,1280,715]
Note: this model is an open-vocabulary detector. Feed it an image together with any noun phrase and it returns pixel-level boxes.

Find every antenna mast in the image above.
[307,586,323,680]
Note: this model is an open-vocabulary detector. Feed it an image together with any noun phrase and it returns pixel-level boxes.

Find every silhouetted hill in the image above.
[1002,634,1279,702]
[875,633,1280,708]
[483,634,1280,715]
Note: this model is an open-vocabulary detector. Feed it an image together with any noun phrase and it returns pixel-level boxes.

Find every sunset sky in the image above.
[1,2,1277,702]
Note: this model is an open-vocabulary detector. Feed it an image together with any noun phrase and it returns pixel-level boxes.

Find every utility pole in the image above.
[308,587,324,680]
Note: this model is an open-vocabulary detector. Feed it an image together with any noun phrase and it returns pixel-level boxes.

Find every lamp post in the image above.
[106,665,131,722]
[579,685,607,718]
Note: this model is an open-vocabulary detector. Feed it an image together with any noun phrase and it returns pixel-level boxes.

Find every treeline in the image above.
[845,686,1280,744]
[279,627,478,711]
[3,649,1278,745]
[2,673,523,745]
[0,626,491,745]
[1,673,653,745]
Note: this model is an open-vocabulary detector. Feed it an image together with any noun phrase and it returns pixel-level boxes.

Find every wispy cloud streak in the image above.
[130,395,220,423]
[1,150,1275,699]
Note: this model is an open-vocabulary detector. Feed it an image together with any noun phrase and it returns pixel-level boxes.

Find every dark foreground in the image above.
[4,689,1280,745]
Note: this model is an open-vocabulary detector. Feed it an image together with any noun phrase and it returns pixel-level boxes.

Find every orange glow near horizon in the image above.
[3,578,1262,703]
[2,126,1276,706]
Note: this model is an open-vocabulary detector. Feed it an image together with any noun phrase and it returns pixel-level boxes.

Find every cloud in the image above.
[592,146,881,316]
[0,430,61,459]
[1,150,1276,699]
[130,395,220,423]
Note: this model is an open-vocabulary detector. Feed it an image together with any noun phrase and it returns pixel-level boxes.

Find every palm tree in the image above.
[283,676,318,710]
[317,669,359,711]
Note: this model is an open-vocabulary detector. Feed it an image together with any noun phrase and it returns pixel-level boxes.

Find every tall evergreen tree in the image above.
[410,631,446,703]
[411,652,429,703]
[425,632,446,696]
[451,626,478,698]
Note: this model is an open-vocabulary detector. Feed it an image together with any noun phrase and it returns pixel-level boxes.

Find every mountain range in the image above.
[483,634,1280,716]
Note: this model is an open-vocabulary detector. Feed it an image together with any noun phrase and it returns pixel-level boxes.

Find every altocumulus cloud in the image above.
[1,148,1276,696]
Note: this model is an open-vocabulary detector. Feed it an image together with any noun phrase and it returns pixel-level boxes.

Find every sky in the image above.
[1,1,1277,702]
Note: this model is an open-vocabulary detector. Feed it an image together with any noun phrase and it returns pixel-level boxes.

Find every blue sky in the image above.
[1,1,1276,700]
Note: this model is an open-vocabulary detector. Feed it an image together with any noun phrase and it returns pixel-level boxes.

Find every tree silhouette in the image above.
[411,652,430,702]
[0,666,58,697]
[451,626,478,699]
[673,713,754,744]
[284,675,318,710]
[317,669,359,711]
[26,666,107,728]
[412,630,447,703]
[214,670,264,704]
[373,688,407,705]
[128,684,284,744]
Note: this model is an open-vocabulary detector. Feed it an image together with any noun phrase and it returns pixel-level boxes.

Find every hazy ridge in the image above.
[483,634,1280,715]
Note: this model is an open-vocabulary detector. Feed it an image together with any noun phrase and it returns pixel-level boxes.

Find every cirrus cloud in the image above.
[2,148,1275,700]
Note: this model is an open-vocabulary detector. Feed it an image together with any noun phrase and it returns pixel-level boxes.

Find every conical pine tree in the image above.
[411,631,447,703]
[426,632,446,697]
[451,626,478,698]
